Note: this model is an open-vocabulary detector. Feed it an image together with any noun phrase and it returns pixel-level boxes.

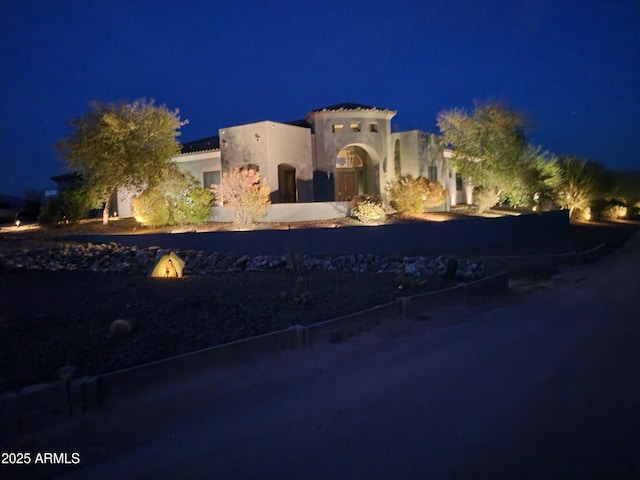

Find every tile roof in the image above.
[309,102,395,113]
[180,136,220,154]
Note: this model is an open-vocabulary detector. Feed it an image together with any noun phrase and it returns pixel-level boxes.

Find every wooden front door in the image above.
[282,168,296,203]
[336,171,356,201]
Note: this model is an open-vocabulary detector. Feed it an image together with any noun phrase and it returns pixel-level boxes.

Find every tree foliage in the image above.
[610,170,640,216]
[57,98,187,224]
[214,167,271,226]
[131,167,213,227]
[556,156,611,218]
[37,188,90,227]
[437,103,526,193]
[388,175,447,214]
[502,146,563,208]
[438,103,565,212]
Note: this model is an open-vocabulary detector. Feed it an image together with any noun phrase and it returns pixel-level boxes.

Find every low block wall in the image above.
[97,327,299,403]
[305,301,401,346]
[481,242,608,275]
[0,271,509,443]
[68,210,571,257]
[209,202,351,223]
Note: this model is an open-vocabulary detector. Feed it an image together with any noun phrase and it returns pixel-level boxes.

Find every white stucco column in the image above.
[448,175,457,206]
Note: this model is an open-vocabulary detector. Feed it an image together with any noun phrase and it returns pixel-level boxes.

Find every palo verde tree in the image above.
[437,103,527,209]
[437,102,562,212]
[57,99,187,224]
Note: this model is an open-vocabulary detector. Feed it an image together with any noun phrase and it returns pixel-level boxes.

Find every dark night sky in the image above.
[1,0,638,197]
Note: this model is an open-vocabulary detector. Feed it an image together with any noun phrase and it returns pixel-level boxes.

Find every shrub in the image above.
[131,187,171,227]
[109,319,132,337]
[388,175,447,214]
[132,167,213,227]
[214,167,271,226]
[350,195,386,223]
[38,189,90,226]
[591,198,628,220]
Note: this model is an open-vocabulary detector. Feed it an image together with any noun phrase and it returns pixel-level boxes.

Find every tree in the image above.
[131,166,213,227]
[437,103,526,202]
[501,146,563,209]
[214,167,271,226]
[57,99,187,224]
[556,156,611,218]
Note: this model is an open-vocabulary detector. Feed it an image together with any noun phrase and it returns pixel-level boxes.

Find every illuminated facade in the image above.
[117,103,471,217]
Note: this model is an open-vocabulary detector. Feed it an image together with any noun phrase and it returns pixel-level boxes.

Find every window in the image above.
[350,122,361,132]
[369,123,378,132]
[332,124,344,133]
[455,173,463,190]
[428,166,437,181]
[203,171,221,191]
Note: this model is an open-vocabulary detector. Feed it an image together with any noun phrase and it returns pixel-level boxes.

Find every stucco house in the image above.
[117,102,471,219]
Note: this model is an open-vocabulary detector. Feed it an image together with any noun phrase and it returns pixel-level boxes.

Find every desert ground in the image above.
[0,216,636,393]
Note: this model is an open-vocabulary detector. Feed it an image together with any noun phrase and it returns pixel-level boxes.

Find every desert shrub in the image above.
[473,187,500,213]
[131,187,171,227]
[280,276,311,305]
[172,186,214,224]
[591,198,628,220]
[350,195,386,223]
[214,167,271,226]
[132,167,212,226]
[395,271,425,289]
[572,206,592,221]
[388,175,447,214]
[38,189,90,226]
[109,319,132,337]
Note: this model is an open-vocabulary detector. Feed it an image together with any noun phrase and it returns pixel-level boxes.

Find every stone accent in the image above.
[0,242,486,281]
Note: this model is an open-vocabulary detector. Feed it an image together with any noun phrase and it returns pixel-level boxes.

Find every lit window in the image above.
[369,123,378,132]
[350,122,361,132]
[332,124,344,133]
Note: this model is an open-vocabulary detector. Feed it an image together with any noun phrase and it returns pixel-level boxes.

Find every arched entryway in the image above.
[335,145,376,201]
[278,164,297,203]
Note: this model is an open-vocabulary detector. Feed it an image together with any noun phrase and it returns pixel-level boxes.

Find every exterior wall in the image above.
[173,150,222,189]
[219,121,313,203]
[306,109,396,201]
[390,130,456,208]
[265,122,313,202]
[210,201,350,223]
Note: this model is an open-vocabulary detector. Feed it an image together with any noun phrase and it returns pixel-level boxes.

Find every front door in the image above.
[336,171,356,201]
[283,168,296,203]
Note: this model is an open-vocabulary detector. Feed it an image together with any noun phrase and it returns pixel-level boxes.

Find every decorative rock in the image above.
[0,243,486,280]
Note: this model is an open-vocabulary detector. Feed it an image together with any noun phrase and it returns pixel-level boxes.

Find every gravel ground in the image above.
[0,268,452,392]
[0,220,636,393]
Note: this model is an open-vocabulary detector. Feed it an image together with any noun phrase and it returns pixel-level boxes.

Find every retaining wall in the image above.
[68,210,570,257]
